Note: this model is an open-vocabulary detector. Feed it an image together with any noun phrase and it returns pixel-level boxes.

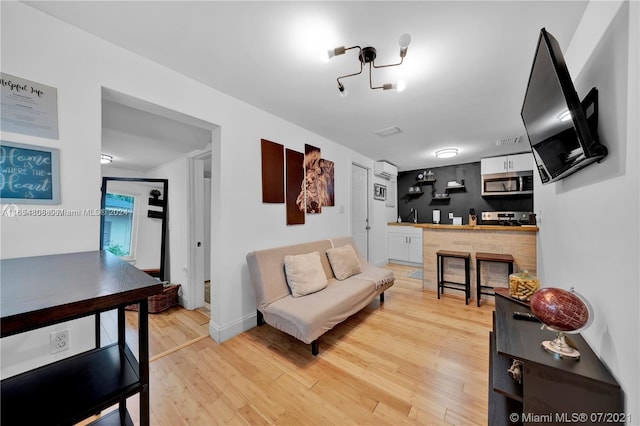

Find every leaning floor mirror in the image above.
[99,177,169,281]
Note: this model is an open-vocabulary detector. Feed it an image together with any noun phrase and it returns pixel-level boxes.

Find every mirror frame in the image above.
[100,177,169,281]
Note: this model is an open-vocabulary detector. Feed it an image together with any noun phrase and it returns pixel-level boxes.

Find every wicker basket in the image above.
[126,284,180,313]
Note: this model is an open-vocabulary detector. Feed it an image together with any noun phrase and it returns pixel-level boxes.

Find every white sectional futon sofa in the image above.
[246,236,394,355]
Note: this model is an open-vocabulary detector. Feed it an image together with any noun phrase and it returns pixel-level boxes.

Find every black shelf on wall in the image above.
[148,197,163,207]
[404,192,424,199]
[396,162,533,224]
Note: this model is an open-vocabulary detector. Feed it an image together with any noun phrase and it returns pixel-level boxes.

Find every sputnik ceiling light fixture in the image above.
[326,33,411,97]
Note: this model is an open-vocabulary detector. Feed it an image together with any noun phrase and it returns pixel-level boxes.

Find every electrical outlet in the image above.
[50,330,69,354]
[449,212,454,219]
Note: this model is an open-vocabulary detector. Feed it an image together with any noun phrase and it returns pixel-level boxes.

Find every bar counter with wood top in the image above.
[388,222,538,298]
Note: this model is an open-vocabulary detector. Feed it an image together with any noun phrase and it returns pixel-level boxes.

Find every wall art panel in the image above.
[260,139,284,203]
[286,148,305,225]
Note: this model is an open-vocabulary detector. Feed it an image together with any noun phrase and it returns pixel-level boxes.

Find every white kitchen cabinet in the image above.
[481,153,533,174]
[388,225,422,264]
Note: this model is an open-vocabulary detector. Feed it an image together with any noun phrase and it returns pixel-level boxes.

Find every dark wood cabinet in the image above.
[1,251,162,426]
[489,293,624,425]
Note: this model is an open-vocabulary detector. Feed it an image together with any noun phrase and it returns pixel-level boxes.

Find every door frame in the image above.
[351,162,371,261]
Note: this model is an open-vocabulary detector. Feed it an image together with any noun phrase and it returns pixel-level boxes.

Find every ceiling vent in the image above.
[496,136,522,146]
[374,126,403,137]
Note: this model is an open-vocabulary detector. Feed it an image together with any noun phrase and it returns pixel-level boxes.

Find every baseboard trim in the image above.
[388,259,423,267]
[209,312,256,343]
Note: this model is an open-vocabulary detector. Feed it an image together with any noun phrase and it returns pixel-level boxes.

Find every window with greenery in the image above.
[102,193,135,257]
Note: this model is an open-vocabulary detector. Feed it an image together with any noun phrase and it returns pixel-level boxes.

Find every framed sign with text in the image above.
[0,140,60,204]
[374,183,387,201]
[1,73,59,140]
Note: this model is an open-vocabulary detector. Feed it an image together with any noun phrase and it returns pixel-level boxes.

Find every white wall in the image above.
[0,2,389,370]
[535,1,638,421]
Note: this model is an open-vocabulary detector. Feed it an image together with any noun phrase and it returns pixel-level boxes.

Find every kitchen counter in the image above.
[409,223,537,297]
[388,222,539,232]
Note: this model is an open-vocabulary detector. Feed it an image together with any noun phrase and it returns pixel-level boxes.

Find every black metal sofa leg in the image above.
[257,310,265,326]
[380,292,385,303]
[311,340,319,356]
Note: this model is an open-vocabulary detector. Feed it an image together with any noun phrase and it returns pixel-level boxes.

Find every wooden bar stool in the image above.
[436,250,471,304]
[475,252,514,307]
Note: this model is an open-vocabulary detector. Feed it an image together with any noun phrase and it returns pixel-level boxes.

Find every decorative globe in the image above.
[529,287,592,359]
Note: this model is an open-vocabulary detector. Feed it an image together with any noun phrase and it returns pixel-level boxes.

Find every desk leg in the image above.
[139,299,150,426]
[117,306,127,421]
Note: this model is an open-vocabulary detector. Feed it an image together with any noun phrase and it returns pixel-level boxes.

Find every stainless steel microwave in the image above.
[481,171,534,196]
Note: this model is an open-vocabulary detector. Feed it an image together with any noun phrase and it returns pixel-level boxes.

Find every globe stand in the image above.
[541,331,580,360]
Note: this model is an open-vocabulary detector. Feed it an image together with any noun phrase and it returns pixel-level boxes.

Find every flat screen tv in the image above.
[521,28,607,184]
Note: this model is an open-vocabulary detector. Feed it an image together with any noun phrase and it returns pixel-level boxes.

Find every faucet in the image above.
[411,208,418,223]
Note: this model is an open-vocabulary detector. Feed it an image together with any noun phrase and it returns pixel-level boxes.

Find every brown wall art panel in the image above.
[298,144,334,213]
[321,159,335,206]
[286,148,305,225]
[261,139,285,203]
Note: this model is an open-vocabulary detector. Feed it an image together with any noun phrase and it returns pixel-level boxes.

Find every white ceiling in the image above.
[26,1,589,171]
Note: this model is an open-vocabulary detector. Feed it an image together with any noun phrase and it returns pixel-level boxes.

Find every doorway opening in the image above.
[189,151,213,318]
[101,87,219,317]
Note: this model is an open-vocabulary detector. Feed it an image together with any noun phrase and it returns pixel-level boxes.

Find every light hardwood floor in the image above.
[85,263,495,425]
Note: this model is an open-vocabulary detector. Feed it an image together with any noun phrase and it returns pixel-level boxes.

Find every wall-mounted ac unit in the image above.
[373,161,398,179]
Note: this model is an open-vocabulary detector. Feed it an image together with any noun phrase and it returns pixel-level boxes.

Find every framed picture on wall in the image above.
[374,183,386,201]
[0,140,60,204]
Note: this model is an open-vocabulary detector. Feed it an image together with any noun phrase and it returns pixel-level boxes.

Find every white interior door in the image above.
[351,163,369,260]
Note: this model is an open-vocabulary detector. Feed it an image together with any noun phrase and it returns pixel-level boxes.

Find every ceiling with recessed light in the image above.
[24,1,589,171]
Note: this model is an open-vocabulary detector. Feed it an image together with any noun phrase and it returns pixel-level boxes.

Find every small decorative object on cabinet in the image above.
[489,293,622,425]
[529,287,591,359]
[0,251,162,426]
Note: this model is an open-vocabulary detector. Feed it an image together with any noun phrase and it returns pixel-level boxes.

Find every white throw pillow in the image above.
[326,244,363,281]
[284,251,328,297]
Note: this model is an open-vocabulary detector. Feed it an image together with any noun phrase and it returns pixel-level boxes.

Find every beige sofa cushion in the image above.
[264,277,376,344]
[247,239,334,309]
[284,251,328,297]
[326,244,362,280]
[330,237,394,288]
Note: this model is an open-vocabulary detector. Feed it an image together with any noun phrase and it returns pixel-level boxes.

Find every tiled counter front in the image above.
[417,225,538,296]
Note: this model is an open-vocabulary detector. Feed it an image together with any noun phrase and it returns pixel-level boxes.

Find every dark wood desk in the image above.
[1,251,162,426]
[489,293,623,425]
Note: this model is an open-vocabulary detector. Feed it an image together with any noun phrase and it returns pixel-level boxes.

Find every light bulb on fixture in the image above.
[324,46,346,62]
[338,82,348,97]
[101,154,113,164]
[435,148,459,159]
[398,33,411,57]
[328,33,411,96]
